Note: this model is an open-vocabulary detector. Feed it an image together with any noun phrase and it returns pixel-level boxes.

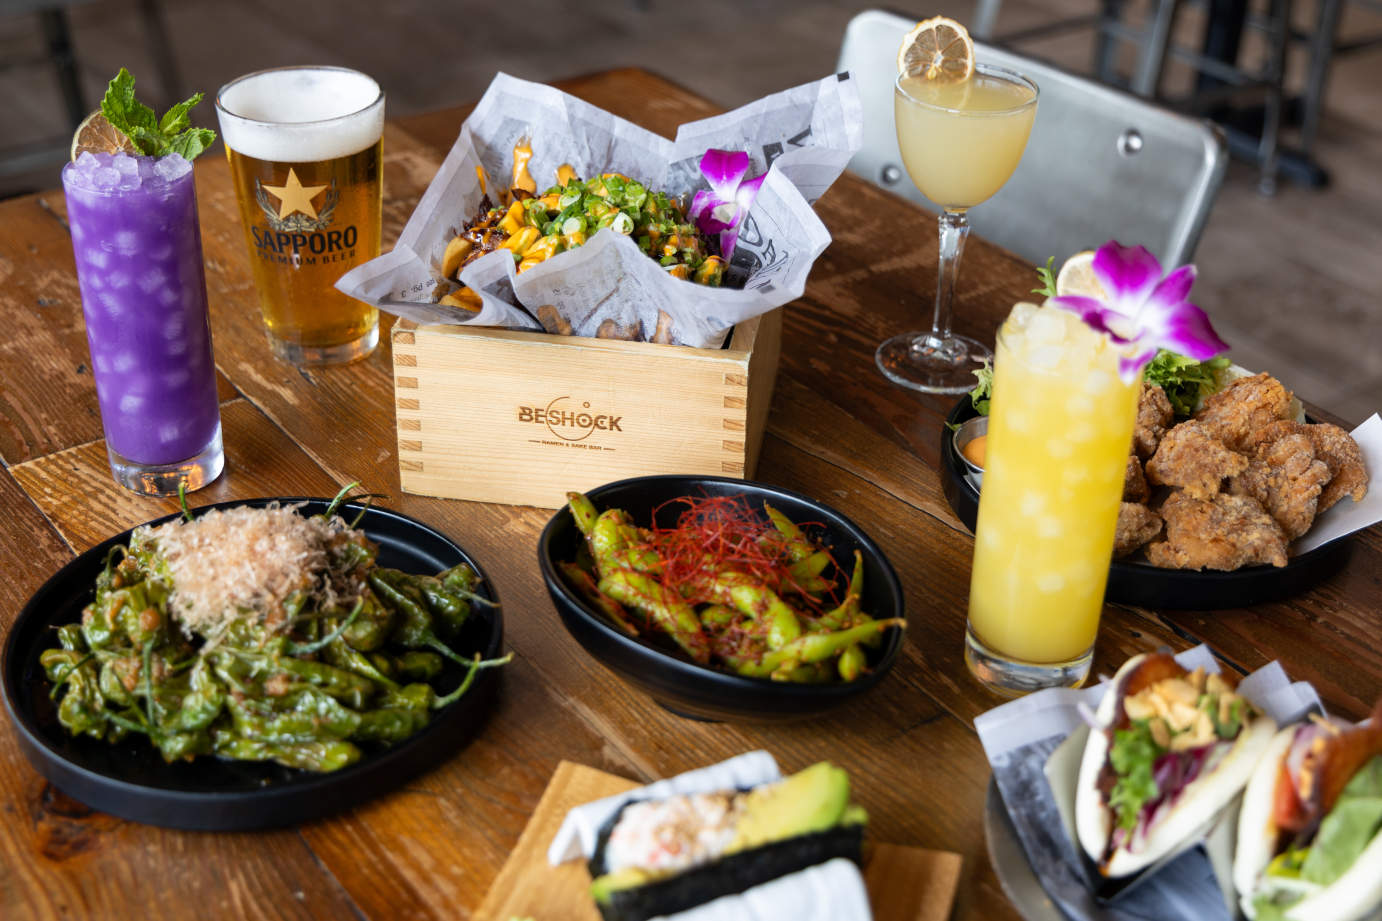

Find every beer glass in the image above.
[216,66,383,365]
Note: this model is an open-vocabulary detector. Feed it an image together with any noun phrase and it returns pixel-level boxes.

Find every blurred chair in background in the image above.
[837,8,1228,270]
[971,0,1380,189]
[1,0,180,185]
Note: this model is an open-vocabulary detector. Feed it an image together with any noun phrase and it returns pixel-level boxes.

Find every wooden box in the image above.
[391,309,782,508]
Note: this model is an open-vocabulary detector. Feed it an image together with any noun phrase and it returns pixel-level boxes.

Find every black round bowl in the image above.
[537,475,906,722]
[939,396,1352,609]
[1,497,504,831]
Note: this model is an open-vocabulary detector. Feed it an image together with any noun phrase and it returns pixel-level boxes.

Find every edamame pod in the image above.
[598,571,709,664]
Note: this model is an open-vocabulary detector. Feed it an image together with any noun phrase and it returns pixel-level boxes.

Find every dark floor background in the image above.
[2,0,1379,422]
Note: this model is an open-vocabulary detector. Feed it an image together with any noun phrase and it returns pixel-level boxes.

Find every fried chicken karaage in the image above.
[1133,383,1174,460]
[1145,492,1289,570]
[1115,502,1162,558]
[1245,419,1369,513]
[1124,454,1149,503]
[1146,420,1248,498]
[1228,432,1332,539]
[1193,372,1295,449]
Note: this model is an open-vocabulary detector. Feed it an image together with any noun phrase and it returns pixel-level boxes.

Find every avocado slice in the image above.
[728,762,851,853]
[841,803,869,826]
[590,866,652,905]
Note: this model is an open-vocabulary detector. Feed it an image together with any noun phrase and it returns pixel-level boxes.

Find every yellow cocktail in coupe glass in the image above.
[895,72,1037,209]
[965,303,1141,695]
[877,63,1038,393]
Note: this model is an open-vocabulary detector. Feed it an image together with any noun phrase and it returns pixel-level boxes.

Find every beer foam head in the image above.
[216,67,383,162]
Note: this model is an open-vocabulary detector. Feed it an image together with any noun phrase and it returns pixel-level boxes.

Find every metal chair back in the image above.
[837,9,1228,269]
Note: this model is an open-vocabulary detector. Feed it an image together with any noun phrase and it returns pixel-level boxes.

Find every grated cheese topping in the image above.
[133,504,365,638]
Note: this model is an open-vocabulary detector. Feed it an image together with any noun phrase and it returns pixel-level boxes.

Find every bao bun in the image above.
[1234,725,1382,921]
[1075,653,1277,878]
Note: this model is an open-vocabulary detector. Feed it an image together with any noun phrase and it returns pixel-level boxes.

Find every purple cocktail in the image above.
[63,151,223,495]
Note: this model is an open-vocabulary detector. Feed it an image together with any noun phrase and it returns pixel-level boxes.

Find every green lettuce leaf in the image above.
[1032,256,1057,298]
[1142,351,1231,416]
[1108,720,1162,832]
[969,359,994,415]
[1254,847,1315,920]
[1252,893,1294,921]
[1301,755,1382,885]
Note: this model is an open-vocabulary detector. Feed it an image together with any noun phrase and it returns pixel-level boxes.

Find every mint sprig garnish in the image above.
[1032,255,1057,298]
[101,68,216,161]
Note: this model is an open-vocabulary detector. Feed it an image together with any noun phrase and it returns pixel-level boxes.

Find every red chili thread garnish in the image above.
[638,494,842,615]
[578,493,850,666]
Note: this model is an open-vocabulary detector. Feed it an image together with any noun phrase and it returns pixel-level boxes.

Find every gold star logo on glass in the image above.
[261,169,329,220]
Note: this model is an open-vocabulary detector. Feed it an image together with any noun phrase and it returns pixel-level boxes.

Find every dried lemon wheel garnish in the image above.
[897,16,976,82]
[70,110,140,161]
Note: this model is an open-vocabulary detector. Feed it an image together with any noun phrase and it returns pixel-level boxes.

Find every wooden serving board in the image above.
[473,760,964,921]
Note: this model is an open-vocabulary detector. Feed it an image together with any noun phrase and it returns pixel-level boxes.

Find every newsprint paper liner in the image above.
[336,72,864,348]
[974,646,1322,921]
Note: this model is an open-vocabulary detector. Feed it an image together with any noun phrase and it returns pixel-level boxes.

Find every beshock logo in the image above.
[518,396,622,442]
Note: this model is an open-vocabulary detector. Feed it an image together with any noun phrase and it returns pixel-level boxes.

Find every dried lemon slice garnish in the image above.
[897,16,976,82]
[70,110,140,161]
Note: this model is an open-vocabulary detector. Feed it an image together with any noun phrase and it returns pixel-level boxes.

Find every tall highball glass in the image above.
[965,305,1141,695]
[63,151,223,496]
[216,66,383,365]
[876,65,1038,393]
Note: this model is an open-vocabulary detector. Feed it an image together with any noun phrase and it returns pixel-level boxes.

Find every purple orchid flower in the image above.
[687,149,764,261]
[1049,241,1229,382]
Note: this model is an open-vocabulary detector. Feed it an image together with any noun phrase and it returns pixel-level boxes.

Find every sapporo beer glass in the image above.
[965,304,1141,695]
[216,66,383,365]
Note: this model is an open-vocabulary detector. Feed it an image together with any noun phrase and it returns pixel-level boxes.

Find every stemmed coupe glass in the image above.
[876,64,1039,393]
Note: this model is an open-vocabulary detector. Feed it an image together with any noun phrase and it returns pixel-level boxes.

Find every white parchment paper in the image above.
[336,72,863,348]
[1296,412,1382,553]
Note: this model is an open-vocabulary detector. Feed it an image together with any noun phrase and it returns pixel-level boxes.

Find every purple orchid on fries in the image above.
[687,149,764,261]
[1049,241,1229,383]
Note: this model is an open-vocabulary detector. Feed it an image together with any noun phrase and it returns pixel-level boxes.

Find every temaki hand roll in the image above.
[586,762,867,921]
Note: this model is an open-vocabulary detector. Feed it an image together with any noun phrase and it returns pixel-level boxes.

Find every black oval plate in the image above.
[940,397,1351,610]
[538,475,906,722]
[0,497,504,831]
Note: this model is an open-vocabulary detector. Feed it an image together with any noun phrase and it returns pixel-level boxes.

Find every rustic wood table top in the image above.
[0,67,1378,921]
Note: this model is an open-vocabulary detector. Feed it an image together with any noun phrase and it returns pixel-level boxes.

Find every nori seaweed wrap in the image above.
[586,762,866,921]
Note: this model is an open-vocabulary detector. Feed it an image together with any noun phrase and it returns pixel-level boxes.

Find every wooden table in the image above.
[0,68,1377,921]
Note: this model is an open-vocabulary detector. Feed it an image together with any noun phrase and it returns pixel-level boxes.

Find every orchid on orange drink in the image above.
[1048,241,1229,379]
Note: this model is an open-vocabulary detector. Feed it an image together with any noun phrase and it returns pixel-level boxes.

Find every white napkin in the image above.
[649,858,872,921]
[974,646,1320,760]
[1295,413,1382,554]
[546,750,781,865]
